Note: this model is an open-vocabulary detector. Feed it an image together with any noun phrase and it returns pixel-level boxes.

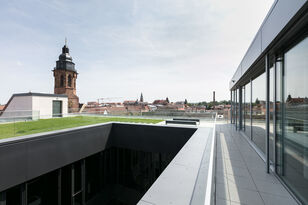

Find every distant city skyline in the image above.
[0,0,273,104]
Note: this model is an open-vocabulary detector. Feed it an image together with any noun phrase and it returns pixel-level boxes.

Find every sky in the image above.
[0,0,274,104]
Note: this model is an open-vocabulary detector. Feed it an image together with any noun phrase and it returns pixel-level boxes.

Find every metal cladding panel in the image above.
[0,124,112,191]
[261,0,306,51]
[110,123,196,155]
[230,64,242,89]
[26,124,112,180]
[241,31,262,74]
[0,143,27,191]
[229,0,307,90]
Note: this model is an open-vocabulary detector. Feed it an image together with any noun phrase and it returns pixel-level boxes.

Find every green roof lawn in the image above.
[0,116,163,139]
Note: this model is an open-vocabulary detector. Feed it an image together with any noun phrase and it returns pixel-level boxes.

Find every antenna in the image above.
[65,37,67,46]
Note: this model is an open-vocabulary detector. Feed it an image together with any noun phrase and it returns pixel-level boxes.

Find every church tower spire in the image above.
[140,92,144,102]
[53,40,79,111]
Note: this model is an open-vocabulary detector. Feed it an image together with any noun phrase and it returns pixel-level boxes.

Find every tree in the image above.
[255,98,260,105]
[286,94,292,102]
[166,97,170,103]
[184,99,188,105]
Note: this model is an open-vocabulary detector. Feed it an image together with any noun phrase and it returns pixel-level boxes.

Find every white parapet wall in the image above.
[32,95,68,119]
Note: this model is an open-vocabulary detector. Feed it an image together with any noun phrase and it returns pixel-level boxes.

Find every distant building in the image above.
[0,93,68,119]
[0,105,5,112]
[87,101,100,107]
[53,41,79,111]
[148,105,157,111]
[175,101,185,105]
[153,100,168,105]
[123,100,138,106]
[286,96,308,105]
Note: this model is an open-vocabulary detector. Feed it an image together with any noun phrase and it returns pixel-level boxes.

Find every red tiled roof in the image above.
[153,100,168,105]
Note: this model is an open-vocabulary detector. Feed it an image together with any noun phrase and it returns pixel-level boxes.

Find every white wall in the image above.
[32,96,68,118]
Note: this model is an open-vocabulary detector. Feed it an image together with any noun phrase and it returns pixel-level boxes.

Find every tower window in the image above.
[68,75,72,87]
[60,75,65,87]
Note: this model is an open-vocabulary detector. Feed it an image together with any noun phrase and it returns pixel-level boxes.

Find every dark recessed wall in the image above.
[0,123,196,193]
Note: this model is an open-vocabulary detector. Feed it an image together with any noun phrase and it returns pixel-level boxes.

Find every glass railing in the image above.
[0,108,229,140]
[0,111,163,140]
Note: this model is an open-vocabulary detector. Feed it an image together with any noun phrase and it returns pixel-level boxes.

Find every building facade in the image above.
[0,93,68,119]
[230,1,308,204]
[53,43,79,111]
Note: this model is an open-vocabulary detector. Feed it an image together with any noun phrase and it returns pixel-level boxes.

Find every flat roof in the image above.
[12,92,68,98]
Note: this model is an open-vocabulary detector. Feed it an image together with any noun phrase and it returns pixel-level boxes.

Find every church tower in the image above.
[140,92,144,102]
[53,40,79,110]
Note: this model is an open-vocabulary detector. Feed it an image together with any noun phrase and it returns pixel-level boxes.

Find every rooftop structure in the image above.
[229,0,308,204]
[0,92,68,119]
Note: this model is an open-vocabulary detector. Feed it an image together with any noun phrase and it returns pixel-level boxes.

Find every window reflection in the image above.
[252,72,266,153]
[269,66,274,162]
[278,37,308,204]
[244,82,251,138]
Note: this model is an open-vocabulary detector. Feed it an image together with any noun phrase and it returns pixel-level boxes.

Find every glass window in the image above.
[277,37,308,204]
[27,171,58,205]
[231,91,233,124]
[252,72,266,153]
[73,161,82,204]
[276,58,283,174]
[243,86,246,128]
[244,82,251,138]
[236,89,240,129]
[61,165,72,205]
[231,90,236,124]
[269,66,274,162]
[68,75,72,87]
[85,154,100,202]
[60,75,64,87]
[6,185,21,205]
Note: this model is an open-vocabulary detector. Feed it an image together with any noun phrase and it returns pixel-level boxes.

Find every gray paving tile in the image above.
[216,198,231,205]
[230,201,244,205]
[226,166,251,177]
[216,170,227,180]
[250,174,280,184]
[254,180,290,197]
[217,162,225,170]
[228,184,264,205]
[226,175,257,191]
[260,192,298,205]
[249,171,280,184]
[216,182,230,200]
[215,125,298,205]
[225,159,246,169]
[216,175,228,184]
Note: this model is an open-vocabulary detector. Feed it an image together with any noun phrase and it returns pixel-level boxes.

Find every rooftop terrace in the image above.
[0,114,300,205]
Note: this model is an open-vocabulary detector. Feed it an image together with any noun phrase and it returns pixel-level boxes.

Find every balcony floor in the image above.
[215,124,298,205]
